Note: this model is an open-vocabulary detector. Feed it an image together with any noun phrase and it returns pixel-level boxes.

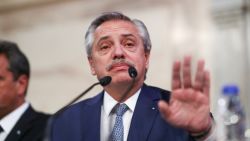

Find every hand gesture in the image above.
[158,56,212,133]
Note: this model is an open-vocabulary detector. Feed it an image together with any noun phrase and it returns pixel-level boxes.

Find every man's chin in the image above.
[111,76,132,85]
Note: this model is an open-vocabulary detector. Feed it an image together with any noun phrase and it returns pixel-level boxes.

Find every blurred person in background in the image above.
[50,12,215,141]
[0,40,50,141]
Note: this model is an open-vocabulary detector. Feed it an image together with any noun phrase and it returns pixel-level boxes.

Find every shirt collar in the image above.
[103,89,141,116]
[0,102,29,133]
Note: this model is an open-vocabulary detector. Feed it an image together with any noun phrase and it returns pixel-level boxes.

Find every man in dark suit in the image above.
[50,12,215,141]
[0,40,50,141]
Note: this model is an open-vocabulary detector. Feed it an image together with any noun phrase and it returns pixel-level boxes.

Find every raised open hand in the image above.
[158,56,212,133]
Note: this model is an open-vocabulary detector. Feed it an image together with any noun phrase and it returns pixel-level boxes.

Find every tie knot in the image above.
[115,103,128,116]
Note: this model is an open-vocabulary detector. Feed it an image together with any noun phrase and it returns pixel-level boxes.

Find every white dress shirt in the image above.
[0,102,29,141]
[100,89,141,141]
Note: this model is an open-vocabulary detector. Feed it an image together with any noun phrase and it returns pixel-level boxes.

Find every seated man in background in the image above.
[0,40,50,141]
[50,12,215,141]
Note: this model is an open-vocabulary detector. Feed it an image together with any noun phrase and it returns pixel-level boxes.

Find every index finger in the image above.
[172,60,181,90]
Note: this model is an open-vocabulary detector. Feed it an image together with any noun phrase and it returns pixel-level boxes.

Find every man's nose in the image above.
[113,44,125,59]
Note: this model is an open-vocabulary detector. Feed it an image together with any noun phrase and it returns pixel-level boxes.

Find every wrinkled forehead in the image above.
[95,20,138,34]
[94,20,140,38]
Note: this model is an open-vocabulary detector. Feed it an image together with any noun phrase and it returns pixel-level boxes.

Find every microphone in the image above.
[119,66,137,102]
[99,76,112,86]
[55,76,112,115]
[128,66,137,78]
[44,76,112,141]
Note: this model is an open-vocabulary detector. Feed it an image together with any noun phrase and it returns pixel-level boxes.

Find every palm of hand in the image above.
[166,89,210,133]
[158,56,211,133]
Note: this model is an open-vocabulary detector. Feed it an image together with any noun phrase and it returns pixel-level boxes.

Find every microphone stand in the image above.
[55,82,100,115]
[119,66,137,103]
[43,76,111,141]
[119,78,136,102]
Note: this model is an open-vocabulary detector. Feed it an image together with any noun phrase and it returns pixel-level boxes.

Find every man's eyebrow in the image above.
[121,34,136,38]
[96,36,110,45]
[96,34,136,45]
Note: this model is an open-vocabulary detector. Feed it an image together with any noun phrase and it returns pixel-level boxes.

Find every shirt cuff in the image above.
[191,113,217,141]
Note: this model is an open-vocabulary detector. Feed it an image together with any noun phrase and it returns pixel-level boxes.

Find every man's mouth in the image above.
[109,63,129,71]
[106,59,134,71]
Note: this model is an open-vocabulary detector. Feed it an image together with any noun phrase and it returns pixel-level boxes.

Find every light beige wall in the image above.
[2,0,250,138]
[0,0,214,114]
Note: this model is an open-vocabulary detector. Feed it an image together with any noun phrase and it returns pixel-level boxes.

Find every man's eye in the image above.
[100,45,109,50]
[123,40,137,52]
[124,40,135,47]
[126,42,134,47]
[97,43,112,55]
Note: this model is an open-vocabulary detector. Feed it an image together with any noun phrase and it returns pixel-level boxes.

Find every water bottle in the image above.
[216,85,246,141]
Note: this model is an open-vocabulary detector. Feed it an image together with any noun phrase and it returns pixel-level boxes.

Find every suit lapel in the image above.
[81,92,103,141]
[127,84,160,141]
[5,106,37,141]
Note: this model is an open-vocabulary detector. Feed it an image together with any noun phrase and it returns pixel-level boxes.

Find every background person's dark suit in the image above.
[51,84,195,141]
[5,105,49,141]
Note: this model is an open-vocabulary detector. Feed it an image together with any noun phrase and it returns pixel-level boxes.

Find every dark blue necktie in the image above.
[110,103,128,141]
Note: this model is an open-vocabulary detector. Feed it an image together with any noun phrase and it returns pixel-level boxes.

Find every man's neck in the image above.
[0,100,25,119]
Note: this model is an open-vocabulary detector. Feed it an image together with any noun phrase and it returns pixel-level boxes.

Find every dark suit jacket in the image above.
[5,105,50,141]
[51,84,195,141]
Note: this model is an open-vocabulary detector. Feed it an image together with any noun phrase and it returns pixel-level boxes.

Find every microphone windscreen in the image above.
[99,76,112,86]
[128,66,137,78]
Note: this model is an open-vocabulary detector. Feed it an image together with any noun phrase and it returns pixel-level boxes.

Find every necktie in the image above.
[110,103,128,141]
[0,125,3,133]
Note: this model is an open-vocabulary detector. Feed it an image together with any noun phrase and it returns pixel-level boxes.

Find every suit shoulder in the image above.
[146,85,170,93]
[5,106,50,141]
[71,92,103,107]
[27,106,50,120]
[57,92,103,116]
[143,84,171,102]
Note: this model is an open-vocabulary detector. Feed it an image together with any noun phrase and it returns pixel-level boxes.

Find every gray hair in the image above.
[84,12,152,57]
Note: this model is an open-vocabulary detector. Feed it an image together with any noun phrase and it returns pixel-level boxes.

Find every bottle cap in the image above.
[222,85,239,96]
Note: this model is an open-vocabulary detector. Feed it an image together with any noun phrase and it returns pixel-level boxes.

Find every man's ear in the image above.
[145,52,150,69]
[16,75,28,97]
[88,56,96,75]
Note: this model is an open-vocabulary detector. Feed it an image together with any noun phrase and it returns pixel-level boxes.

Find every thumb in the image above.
[158,100,171,120]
